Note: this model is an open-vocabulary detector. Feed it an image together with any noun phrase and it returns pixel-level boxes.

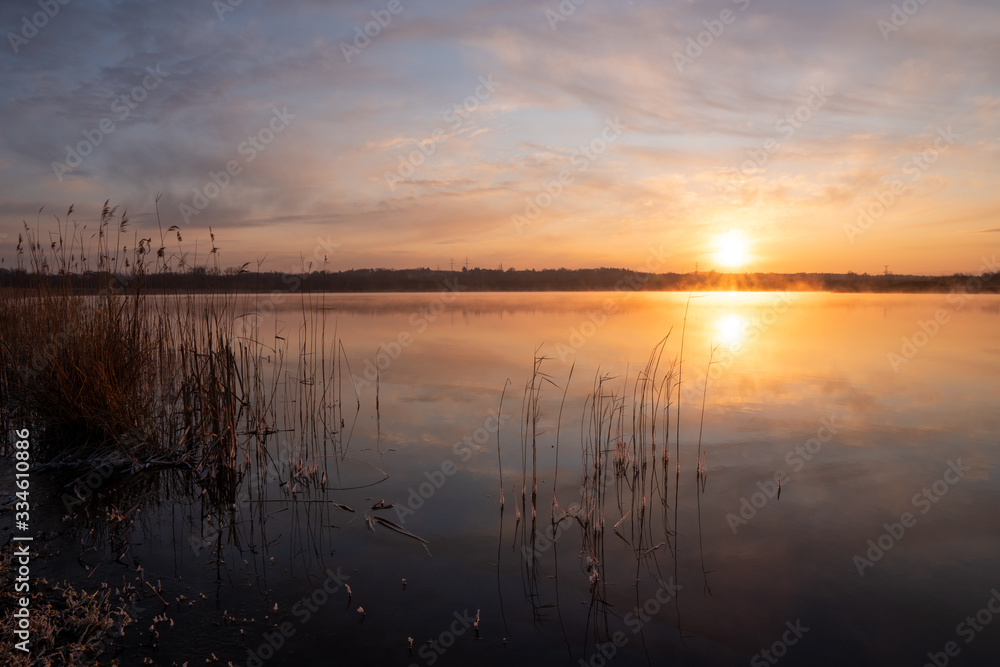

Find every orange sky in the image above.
[1,0,998,275]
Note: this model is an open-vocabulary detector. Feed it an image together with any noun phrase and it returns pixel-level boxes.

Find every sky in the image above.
[0,0,997,275]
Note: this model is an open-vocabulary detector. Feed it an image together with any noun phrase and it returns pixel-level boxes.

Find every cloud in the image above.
[0,0,997,272]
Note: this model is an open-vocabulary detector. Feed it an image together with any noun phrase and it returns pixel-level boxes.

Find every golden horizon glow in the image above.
[714,230,750,269]
[0,3,996,275]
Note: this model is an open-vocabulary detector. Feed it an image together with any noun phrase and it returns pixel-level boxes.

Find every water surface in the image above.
[24,291,1000,666]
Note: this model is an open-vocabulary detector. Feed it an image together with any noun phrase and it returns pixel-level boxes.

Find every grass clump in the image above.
[0,202,245,468]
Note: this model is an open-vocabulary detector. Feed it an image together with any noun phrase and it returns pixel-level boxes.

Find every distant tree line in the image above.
[2,266,999,294]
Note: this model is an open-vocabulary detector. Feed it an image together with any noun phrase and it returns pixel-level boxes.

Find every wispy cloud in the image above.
[0,0,997,273]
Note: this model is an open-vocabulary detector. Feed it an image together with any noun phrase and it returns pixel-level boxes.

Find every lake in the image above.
[27,290,1000,666]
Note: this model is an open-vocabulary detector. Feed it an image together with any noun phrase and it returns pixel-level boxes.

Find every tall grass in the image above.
[500,328,716,651]
[0,203,350,485]
[1,203,163,459]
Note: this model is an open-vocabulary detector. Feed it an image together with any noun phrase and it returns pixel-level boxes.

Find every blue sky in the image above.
[1,0,997,273]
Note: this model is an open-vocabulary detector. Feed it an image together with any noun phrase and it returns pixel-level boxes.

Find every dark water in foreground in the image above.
[9,292,1000,666]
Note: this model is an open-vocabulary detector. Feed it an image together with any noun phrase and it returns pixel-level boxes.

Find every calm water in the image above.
[23,292,1000,666]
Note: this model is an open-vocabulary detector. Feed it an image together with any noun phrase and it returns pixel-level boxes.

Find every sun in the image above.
[714,230,749,269]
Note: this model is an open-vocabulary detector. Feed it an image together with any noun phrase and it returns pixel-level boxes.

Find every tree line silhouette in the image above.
[2,266,998,294]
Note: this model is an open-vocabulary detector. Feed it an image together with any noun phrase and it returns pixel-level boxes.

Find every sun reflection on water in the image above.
[716,313,748,348]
